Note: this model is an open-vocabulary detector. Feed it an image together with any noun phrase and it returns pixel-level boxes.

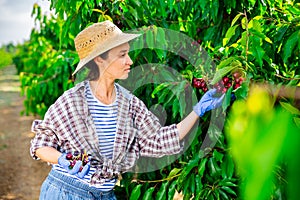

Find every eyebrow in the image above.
[119,50,128,54]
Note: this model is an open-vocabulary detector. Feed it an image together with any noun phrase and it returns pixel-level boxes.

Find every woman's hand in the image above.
[193,89,224,117]
[58,154,90,179]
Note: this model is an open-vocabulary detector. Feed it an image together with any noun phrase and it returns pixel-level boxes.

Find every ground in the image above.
[0,65,50,200]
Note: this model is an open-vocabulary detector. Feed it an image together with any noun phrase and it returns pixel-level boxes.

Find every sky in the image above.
[0,0,51,46]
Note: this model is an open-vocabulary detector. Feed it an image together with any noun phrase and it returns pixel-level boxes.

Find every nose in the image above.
[126,55,133,65]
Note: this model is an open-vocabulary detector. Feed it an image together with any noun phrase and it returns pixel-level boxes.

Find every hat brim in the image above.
[72,32,141,76]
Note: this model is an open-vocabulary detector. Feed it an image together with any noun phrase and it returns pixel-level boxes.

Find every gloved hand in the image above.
[58,153,90,179]
[193,88,224,117]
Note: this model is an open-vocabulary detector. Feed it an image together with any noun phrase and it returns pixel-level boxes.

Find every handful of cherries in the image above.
[65,151,90,172]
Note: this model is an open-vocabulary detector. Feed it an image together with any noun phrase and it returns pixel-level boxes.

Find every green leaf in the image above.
[250,37,265,67]
[221,181,238,187]
[129,184,142,200]
[213,149,224,162]
[156,182,168,200]
[142,187,155,200]
[248,0,257,7]
[217,57,240,70]
[222,154,235,178]
[156,27,167,50]
[283,30,300,62]
[167,181,177,200]
[178,156,200,188]
[250,29,272,44]
[221,186,237,196]
[151,83,169,98]
[168,168,182,178]
[219,188,230,200]
[195,174,203,194]
[231,13,243,26]
[222,86,233,111]
[198,157,208,176]
[208,158,218,177]
[223,25,238,46]
[280,102,300,115]
[234,81,249,100]
[241,17,247,29]
[294,117,300,127]
[146,28,155,49]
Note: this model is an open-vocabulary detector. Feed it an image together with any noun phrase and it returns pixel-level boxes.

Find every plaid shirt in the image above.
[30,81,181,185]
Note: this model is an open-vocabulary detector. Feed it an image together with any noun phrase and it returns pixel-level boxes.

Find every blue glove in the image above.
[193,89,224,117]
[58,153,90,179]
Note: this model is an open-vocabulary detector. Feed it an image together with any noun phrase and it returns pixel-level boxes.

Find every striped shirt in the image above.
[85,82,118,190]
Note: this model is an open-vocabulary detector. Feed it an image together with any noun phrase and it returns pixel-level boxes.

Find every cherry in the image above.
[233,71,241,79]
[234,83,241,90]
[226,82,232,88]
[222,77,230,84]
[65,151,89,171]
[192,77,208,92]
[216,86,222,92]
[83,159,89,166]
[193,79,201,89]
[66,153,73,160]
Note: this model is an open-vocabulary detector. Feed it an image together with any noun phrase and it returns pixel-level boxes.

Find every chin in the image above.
[118,75,129,80]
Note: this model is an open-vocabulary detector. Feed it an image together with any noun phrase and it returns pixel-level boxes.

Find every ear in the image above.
[94,56,104,65]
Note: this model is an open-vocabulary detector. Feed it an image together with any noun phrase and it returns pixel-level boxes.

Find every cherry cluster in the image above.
[65,151,89,172]
[192,71,244,94]
[192,77,208,92]
[214,72,244,93]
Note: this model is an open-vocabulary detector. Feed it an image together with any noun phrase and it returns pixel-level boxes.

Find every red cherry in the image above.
[192,78,197,83]
[217,86,222,92]
[83,159,89,166]
[66,153,73,160]
[202,87,208,92]
[222,77,229,84]
[235,78,241,84]
[222,88,227,93]
[193,78,206,89]
[226,82,232,88]
[239,77,244,84]
[234,83,241,89]
[233,72,241,79]
[193,81,201,89]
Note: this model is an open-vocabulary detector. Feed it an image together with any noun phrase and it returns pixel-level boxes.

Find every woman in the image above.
[30,20,223,200]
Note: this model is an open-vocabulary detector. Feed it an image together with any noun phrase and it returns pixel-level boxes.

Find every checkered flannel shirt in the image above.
[30,81,181,185]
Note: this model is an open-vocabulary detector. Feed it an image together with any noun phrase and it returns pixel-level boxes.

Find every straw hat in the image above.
[73,20,141,75]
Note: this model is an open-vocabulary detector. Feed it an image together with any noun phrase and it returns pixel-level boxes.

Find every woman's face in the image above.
[100,42,133,80]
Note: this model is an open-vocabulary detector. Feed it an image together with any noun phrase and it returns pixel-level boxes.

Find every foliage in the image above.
[226,86,300,200]
[0,46,14,69]
[14,0,300,199]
